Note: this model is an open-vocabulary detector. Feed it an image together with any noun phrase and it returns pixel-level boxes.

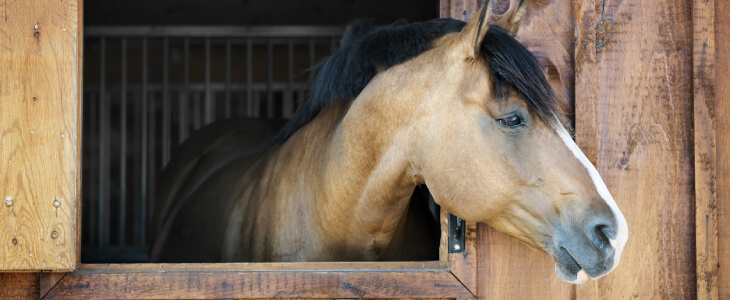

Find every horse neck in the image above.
[313,73,423,259]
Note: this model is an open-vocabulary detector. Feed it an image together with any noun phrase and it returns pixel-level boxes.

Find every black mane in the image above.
[275,19,559,141]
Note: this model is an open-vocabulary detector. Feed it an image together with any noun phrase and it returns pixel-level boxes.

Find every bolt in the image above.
[53,199,61,208]
[5,197,12,207]
[34,24,38,30]
[12,238,17,245]
[454,244,461,251]
[51,231,58,239]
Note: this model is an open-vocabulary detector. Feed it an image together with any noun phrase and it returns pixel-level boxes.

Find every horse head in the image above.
[405,0,629,284]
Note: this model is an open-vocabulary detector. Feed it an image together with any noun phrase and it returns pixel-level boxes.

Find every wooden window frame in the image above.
[42,211,478,298]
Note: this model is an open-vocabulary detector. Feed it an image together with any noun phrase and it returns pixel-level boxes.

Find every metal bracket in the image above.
[448,213,466,253]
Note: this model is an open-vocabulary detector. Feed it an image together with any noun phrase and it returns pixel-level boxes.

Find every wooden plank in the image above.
[76,0,84,265]
[73,261,442,272]
[448,222,477,294]
[0,0,81,271]
[574,0,695,298]
[693,0,719,298]
[476,224,573,298]
[44,268,472,299]
[0,273,41,299]
[40,272,66,298]
[711,1,730,298]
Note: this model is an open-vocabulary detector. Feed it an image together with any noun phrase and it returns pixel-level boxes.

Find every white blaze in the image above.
[555,126,629,279]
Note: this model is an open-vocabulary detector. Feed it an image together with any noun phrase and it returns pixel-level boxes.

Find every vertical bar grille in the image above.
[81,27,342,263]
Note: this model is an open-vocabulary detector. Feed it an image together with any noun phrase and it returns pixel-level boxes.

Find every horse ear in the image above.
[452,0,492,59]
[493,0,528,37]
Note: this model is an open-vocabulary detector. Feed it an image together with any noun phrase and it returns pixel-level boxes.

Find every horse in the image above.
[150,0,628,284]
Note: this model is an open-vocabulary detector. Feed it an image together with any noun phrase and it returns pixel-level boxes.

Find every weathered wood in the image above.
[448,222,477,294]
[704,0,730,299]
[693,0,719,299]
[475,224,572,298]
[574,0,695,298]
[40,272,66,298]
[76,0,85,266]
[44,265,472,299]
[710,1,730,298]
[0,0,81,271]
[0,273,41,299]
[72,261,442,272]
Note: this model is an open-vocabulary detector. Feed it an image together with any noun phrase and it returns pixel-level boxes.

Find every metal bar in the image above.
[119,37,127,249]
[140,38,148,247]
[309,38,315,81]
[88,91,98,247]
[204,37,213,124]
[193,92,201,130]
[132,91,142,247]
[246,38,253,117]
[162,37,170,166]
[267,39,273,118]
[180,38,189,142]
[225,38,232,119]
[98,37,107,250]
[148,92,157,232]
[85,26,345,38]
[285,38,294,118]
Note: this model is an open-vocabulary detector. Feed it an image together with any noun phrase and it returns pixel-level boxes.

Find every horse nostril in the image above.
[587,222,615,251]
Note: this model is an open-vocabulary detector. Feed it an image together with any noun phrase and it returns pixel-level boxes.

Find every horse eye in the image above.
[498,116,522,127]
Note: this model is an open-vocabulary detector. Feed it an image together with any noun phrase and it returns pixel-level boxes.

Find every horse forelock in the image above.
[275,19,563,142]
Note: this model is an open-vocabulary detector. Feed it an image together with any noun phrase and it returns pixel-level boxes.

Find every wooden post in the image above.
[694,0,730,299]
[0,0,82,273]
[574,0,696,298]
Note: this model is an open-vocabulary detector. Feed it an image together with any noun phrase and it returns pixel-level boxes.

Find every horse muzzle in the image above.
[550,211,628,284]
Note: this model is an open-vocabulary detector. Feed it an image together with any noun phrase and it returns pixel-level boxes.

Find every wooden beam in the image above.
[574,0,695,298]
[694,0,730,298]
[0,273,41,299]
[0,0,81,271]
[43,264,473,299]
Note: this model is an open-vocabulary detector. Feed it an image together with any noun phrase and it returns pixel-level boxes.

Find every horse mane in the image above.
[275,18,560,141]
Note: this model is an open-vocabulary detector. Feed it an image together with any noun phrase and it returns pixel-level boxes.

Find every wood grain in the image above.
[693,0,720,298]
[0,273,40,299]
[44,267,472,299]
[712,1,730,298]
[0,0,81,271]
[476,224,573,299]
[574,0,695,298]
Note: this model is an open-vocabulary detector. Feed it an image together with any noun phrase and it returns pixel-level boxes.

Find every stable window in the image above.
[9,0,480,298]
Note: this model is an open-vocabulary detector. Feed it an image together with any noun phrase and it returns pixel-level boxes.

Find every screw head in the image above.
[53,199,61,208]
[63,27,67,31]
[4,197,12,207]
[51,231,59,239]
[34,24,38,30]
[453,244,461,251]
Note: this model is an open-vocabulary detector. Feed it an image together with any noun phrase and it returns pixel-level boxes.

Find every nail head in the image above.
[30,130,34,134]
[454,244,461,251]
[4,197,12,207]
[63,27,67,31]
[34,24,38,30]
[53,199,61,208]
[12,238,18,245]
[51,231,58,239]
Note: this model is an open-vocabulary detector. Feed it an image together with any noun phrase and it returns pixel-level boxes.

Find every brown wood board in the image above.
[574,0,695,298]
[0,0,81,271]
[0,273,41,299]
[44,265,473,299]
